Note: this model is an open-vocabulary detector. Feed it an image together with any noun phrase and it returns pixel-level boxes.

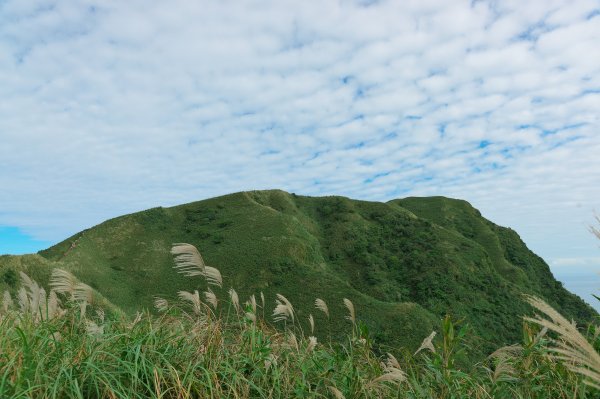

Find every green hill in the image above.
[0,190,595,354]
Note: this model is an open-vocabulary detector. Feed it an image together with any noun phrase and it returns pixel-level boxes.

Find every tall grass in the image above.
[0,242,598,398]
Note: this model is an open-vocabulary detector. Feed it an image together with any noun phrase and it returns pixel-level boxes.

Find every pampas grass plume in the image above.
[315,298,329,318]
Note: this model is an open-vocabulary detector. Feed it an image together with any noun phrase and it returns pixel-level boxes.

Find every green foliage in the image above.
[0,190,596,357]
[2,268,17,287]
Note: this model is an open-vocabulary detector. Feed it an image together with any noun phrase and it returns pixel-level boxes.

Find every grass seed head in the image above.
[74,283,95,305]
[18,287,28,313]
[524,295,600,389]
[245,312,256,323]
[178,290,202,315]
[129,311,142,329]
[247,294,257,314]
[171,243,206,277]
[307,336,317,352]
[50,269,80,298]
[328,386,345,399]
[343,298,355,324]
[202,266,223,288]
[315,298,329,318]
[2,291,13,313]
[273,294,294,323]
[86,320,104,336]
[154,297,169,312]
[204,289,218,310]
[229,288,240,313]
[415,331,436,355]
[47,290,60,319]
[385,353,401,370]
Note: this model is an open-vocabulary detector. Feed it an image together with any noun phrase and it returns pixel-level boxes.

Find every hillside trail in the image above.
[58,233,85,261]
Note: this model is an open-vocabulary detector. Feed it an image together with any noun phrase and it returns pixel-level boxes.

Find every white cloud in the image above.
[0,0,599,271]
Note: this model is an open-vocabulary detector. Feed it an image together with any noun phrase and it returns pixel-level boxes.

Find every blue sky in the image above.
[1,0,599,300]
[0,227,51,255]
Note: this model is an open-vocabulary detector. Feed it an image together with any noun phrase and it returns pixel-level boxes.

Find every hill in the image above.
[0,190,595,353]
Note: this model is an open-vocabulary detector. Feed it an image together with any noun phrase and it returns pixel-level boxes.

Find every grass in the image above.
[1,242,598,398]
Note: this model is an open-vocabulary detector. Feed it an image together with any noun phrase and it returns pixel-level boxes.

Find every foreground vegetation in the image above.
[1,242,599,398]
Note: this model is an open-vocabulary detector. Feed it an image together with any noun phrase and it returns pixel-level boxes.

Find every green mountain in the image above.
[0,190,595,353]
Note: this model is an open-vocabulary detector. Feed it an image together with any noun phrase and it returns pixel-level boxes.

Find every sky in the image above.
[0,0,599,302]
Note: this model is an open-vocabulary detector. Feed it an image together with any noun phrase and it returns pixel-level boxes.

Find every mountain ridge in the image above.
[1,189,595,354]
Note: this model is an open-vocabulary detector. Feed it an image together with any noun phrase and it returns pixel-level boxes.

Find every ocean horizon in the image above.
[554,267,600,313]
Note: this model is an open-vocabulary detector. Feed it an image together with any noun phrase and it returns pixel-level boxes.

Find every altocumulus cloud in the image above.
[0,0,599,269]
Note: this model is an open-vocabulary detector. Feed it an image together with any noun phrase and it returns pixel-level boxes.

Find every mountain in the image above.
[0,190,595,353]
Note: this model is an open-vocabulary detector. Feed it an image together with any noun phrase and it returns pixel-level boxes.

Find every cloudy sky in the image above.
[1,0,599,284]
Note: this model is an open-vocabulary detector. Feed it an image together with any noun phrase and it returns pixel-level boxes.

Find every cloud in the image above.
[0,0,599,269]
[552,257,600,267]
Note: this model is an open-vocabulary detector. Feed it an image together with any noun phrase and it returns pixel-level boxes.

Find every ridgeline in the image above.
[0,190,595,353]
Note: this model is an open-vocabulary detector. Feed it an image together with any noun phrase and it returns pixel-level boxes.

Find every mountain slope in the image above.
[0,190,595,353]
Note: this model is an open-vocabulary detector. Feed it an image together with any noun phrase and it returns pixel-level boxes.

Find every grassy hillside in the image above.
[0,190,595,354]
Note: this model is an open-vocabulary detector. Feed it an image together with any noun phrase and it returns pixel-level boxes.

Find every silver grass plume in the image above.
[277,294,294,316]
[229,288,240,313]
[272,302,290,322]
[365,353,406,389]
[154,297,169,312]
[34,287,46,319]
[308,314,315,335]
[343,298,355,324]
[307,336,317,352]
[369,368,406,386]
[18,287,29,313]
[247,294,257,314]
[244,295,257,323]
[47,290,60,319]
[524,295,600,389]
[415,331,437,355]
[381,353,406,382]
[86,320,104,336]
[74,283,95,305]
[385,352,401,370]
[202,266,223,288]
[273,293,294,323]
[80,300,88,318]
[96,308,105,323]
[264,354,277,370]
[204,289,218,310]
[178,290,202,315]
[50,268,80,298]
[20,271,41,315]
[129,311,142,329]
[315,298,329,318]
[171,243,206,277]
[328,386,345,399]
[287,332,299,351]
[245,312,257,323]
[489,347,520,383]
[19,271,37,293]
[2,291,13,313]
[489,344,522,360]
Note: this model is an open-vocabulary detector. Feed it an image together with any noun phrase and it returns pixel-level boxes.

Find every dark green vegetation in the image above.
[0,190,595,355]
